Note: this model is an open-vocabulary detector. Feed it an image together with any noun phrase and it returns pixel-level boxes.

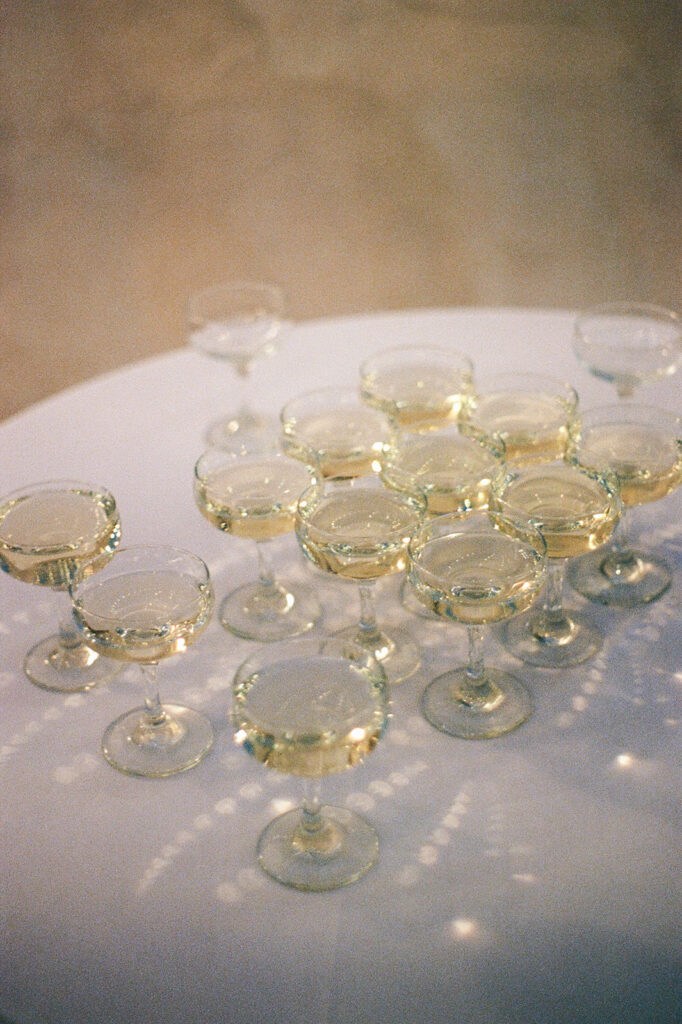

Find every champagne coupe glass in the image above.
[281,386,392,479]
[359,345,473,433]
[233,635,389,891]
[194,437,321,641]
[380,423,506,618]
[0,479,121,692]
[407,510,546,739]
[573,302,682,399]
[296,473,426,683]
[459,372,578,464]
[187,280,286,447]
[71,545,215,777]
[491,462,622,667]
[566,404,682,606]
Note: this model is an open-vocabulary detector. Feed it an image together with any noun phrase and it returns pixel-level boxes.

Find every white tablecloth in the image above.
[1,309,680,1024]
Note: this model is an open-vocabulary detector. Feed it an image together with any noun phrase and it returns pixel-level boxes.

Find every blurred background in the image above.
[1,0,680,420]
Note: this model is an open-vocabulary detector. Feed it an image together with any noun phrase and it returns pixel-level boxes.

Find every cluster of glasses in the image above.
[1,288,680,891]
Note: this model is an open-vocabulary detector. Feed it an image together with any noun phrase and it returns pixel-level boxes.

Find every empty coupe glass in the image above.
[188,280,286,446]
[573,302,681,399]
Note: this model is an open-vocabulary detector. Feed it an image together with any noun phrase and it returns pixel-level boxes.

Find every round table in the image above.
[1,309,680,1024]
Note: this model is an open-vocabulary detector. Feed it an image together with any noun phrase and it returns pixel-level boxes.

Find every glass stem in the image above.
[465,624,486,684]
[301,778,323,834]
[458,624,496,707]
[234,365,257,421]
[357,580,382,646]
[255,540,278,594]
[609,508,632,557]
[58,596,83,651]
[600,508,641,580]
[542,560,567,623]
[531,559,574,645]
[140,663,166,726]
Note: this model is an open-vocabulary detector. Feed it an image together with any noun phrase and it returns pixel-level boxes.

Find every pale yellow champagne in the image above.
[195,459,312,540]
[72,570,213,663]
[382,432,501,514]
[296,488,422,580]
[0,487,120,588]
[495,466,620,559]
[574,423,682,507]
[409,531,545,624]
[283,406,389,478]
[463,390,573,463]
[362,366,469,431]
[233,655,387,776]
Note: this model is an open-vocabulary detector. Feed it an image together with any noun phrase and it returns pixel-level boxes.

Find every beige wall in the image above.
[1,0,680,419]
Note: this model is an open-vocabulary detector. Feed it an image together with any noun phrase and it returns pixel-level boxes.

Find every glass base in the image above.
[219,581,321,642]
[257,804,379,891]
[501,608,602,668]
[24,635,121,693]
[568,546,672,607]
[420,667,532,739]
[335,624,420,684]
[102,703,214,777]
[206,410,277,449]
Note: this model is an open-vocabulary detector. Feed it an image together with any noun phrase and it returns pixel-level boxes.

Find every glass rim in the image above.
[193,441,290,478]
[280,385,387,423]
[407,509,547,589]
[359,343,473,377]
[69,543,211,602]
[187,279,286,317]
[0,480,119,554]
[490,462,622,528]
[569,402,682,430]
[232,634,389,688]
[387,422,507,461]
[296,477,426,542]
[467,372,578,408]
[574,301,681,331]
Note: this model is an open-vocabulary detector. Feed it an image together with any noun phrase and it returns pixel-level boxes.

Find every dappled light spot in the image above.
[64,694,87,708]
[449,918,478,940]
[345,791,376,813]
[238,782,263,800]
[215,797,237,815]
[236,868,266,891]
[395,865,420,887]
[368,779,393,797]
[216,882,241,905]
[269,797,295,815]
[418,845,438,866]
